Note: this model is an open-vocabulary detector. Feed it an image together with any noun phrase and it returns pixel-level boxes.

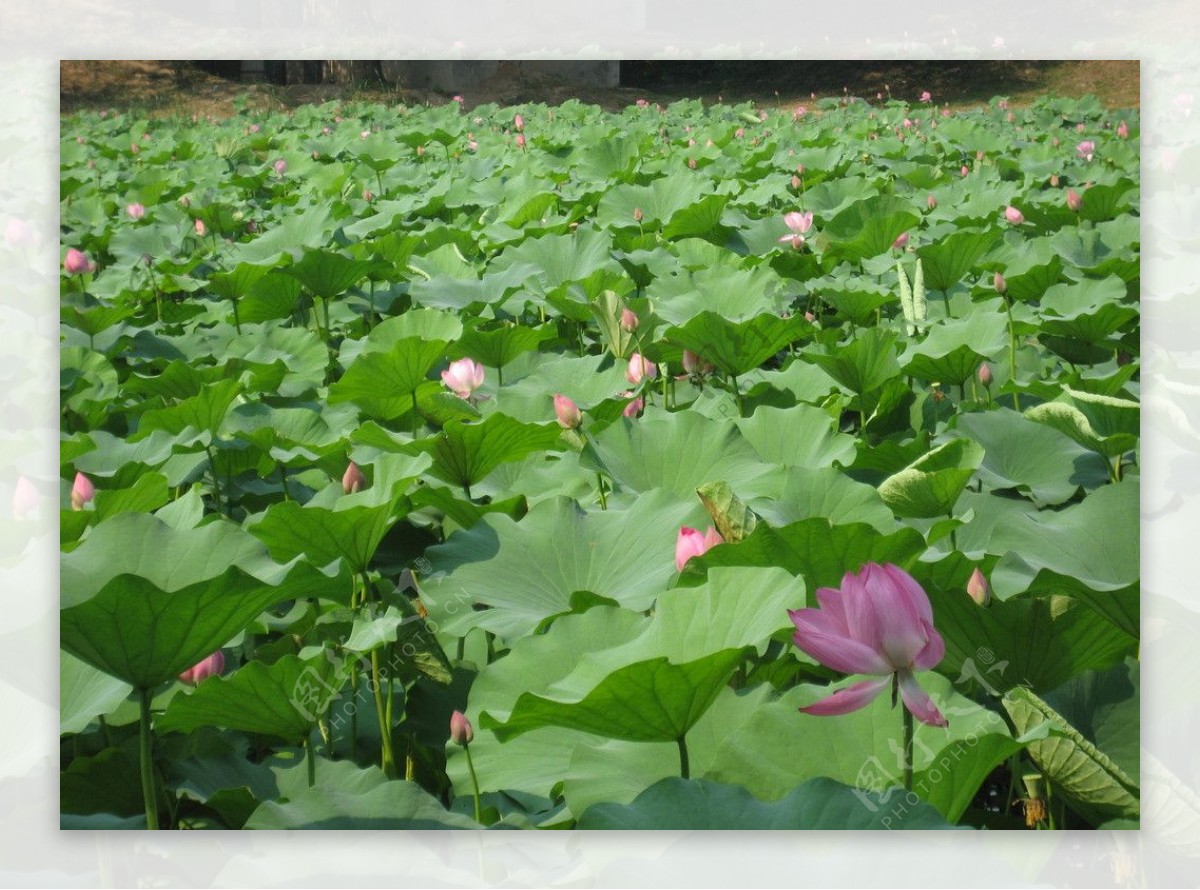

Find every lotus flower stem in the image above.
[463,740,483,822]
[370,649,398,779]
[948,512,959,553]
[676,734,690,779]
[137,687,160,830]
[596,472,608,510]
[902,691,914,792]
[1001,294,1019,411]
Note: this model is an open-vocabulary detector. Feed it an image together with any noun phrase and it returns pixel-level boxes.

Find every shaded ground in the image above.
[59,60,1139,120]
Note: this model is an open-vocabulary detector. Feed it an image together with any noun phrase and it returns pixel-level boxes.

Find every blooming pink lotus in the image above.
[71,472,95,510]
[273,158,287,176]
[891,232,909,250]
[622,393,644,418]
[1116,120,1129,139]
[194,218,207,236]
[179,650,225,685]
[626,353,658,385]
[1067,188,1083,212]
[788,562,947,727]
[919,90,932,103]
[682,350,714,376]
[342,461,366,494]
[63,248,94,275]
[1004,206,1025,225]
[553,393,582,429]
[675,526,723,572]
[442,358,485,399]
[620,308,639,332]
[126,203,146,220]
[1076,140,1096,162]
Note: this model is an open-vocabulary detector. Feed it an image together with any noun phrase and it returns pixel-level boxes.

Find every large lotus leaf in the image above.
[877,438,985,519]
[814,283,898,328]
[328,337,449,421]
[1004,684,1139,825]
[134,378,241,441]
[156,654,338,742]
[408,262,535,312]
[450,321,556,372]
[584,410,781,500]
[663,311,809,379]
[747,467,895,533]
[245,775,477,830]
[647,263,788,326]
[1025,387,1139,458]
[482,649,745,743]
[225,324,328,398]
[900,310,1007,385]
[61,651,132,734]
[736,404,857,469]
[1050,226,1139,281]
[347,308,464,360]
[686,517,926,593]
[246,497,406,575]
[90,472,170,521]
[489,227,621,295]
[206,262,271,302]
[232,203,333,265]
[709,675,1026,823]
[595,173,706,228]
[951,408,1109,506]
[921,572,1136,694]
[1038,276,1138,345]
[916,227,1000,292]
[61,566,320,689]
[804,327,901,398]
[237,271,301,323]
[414,413,565,490]
[488,353,634,424]
[421,490,697,639]
[578,776,960,830]
[817,195,920,261]
[226,402,356,463]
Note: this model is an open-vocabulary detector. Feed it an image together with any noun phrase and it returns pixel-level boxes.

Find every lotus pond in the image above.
[59,91,1139,830]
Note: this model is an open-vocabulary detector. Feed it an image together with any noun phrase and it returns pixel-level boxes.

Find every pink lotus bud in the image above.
[941,107,950,118]
[620,308,639,332]
[452,95,464,104]
[126,203,145,220]
[682,350,713,375]
[442,357,485,399]
[960,164,970,177]
[449,710,474,745]
[633,207,644,223]
[688,157,697,169]
[273,158,287,176]
[1067,188,1083,212]
[554,393,582,429]
[63,248,92,275]
[926,194,937,210]
[179,650,225,685]
[735,127,745,139]
[322,126,332,135]
[626,353,658,385]
[515,133,526,151]
[249,123,261,134]
[791,175,801,189]
[804,311,816,323]
[342,461,366,494]
[1116,120,1129,139]
[622,393,645,418]
[903,118,913,129]
[1004,206,1024,225]
[978,362,993,386]
[891,232,909,250]
[919,90,932,103]
[13,475,39,520]
[194,218,207,236]
[1076,122,1086,133]
[71,472,95,510]
[675,526,723,572]
[636,98,648,108]
[967,567,991,606]
[513,113,524,132]
[1075,140,1096,161]
[1049,174,1060,187]
[793,105,808,118]
[360,129,371,139]
[5,218,33,247]
[993,272,1007,294]
[179,194,191,208]
[363,189,374,202]
[467,141,478,152]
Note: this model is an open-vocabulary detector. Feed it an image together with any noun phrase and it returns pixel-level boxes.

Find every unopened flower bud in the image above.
[993,272,1007,294]
[967,567,990,606]
[978,362,993,386]
[342,461,366,494]
[449,710,474,745]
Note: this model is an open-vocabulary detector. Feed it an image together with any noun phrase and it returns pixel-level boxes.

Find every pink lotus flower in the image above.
[1004,206,1024,225]
[626,353,658,385]
[793,105,808,118]
[960,164,969,177]
[966,567,990,606]
[452,95,464,105]
[993,272,1007,294]
[513,113,524,132]
[782,211,813,235]
[978,363,993,386]
[179,650,225,685]
[682,350,714,376]
[273,158,287,176]
[633,207,644,223]
[1076,140,1096,162]
[1067,188,1083,212]
[554,393,582,429]
[249,123,261,134]
[687,157,697,169]
[126,203,145,220]
[622,393,644,418]
[1116,120,1129,139]
[926,194,937,211]
[63,248,93,275]
[342,461,366,494]
[194,218,207,237]
[620,308,639,332]
[791,174,801,189]
[71,472,95,510]
[13,475,38,520]
[919,90,932,103]
[675,526,723,572]
[449,710,474,745]
[735,127,745,139]
[891,232,909,250]
[789,562,948,727]
[442,358,485,399]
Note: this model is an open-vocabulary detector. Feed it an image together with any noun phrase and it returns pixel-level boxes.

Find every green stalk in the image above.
[676,735,691,779]
[464,742,483,823]
[203,443,223,516]
[138,688,160,830]
[1002,294,1020,412]
[596,472,608,510]
[370,649,397,779]
[902,686,914,793]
